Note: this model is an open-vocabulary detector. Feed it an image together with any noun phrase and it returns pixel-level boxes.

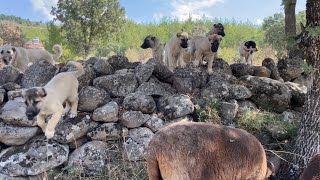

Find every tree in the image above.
[283,0,299,58]
[52,0,126,58]
[0,20,25,46]
[277,0,320,179]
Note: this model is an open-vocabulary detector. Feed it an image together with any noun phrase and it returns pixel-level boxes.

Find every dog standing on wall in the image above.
[189,34,223,74]
[22,61,84,139]
[146,121,270,180]
[141,35,166,65]
[239,40,258,65]
[164,32,189,72]
[206,23,226,37]
[0,44,62,72]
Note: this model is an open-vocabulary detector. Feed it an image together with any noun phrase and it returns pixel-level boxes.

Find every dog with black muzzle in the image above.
[141,35,166,65]
[206,23,226,37]
[0,44,62,72]
[22,61,84,139]
[164,32,189,72]
[239,40,258,65]
[189,34,223,74]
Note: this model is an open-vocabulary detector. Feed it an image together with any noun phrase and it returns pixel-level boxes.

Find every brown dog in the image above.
[145,121,269,180]
[141,35,166,65]
[300,153,320,180]
[206,23,226,37]
[164,32,189,72]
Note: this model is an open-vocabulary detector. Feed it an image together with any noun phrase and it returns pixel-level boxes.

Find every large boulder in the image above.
[143,114,165,132]
[135,63,154,84]
[277,57,304,82]
[0,82,21,91]
[158,94,194,119]
[240,75,292,113]
[253,66,271,78]
[146,58,174,84]
[0,66,23,86]
[173,65,208,89]
[230,63,254,77]
[94,73,138,97]
[136,79,176,97]
[284,82,307,108]
[201,73,231,100]
[0,136,69,176]
[262,58,283,81]
[120,111,150,128]
[87,123,128,141]
[78,86,110,112]
[237,100,258,114]
[220,100,239,124]
[92,101,119,122]
[93,59,114,77]
[173,77,193,94]
[228,84,252,100]
[107,55,139,70]
[212,58,232,75]
[123,92,156,113]
[65,63,96,91]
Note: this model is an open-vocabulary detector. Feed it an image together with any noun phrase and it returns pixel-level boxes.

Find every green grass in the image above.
[194,98,221,124]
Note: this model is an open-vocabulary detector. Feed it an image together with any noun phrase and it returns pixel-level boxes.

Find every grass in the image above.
[193,98,221,124]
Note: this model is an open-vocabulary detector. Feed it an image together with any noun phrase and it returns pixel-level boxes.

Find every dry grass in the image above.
[125,47,152,63]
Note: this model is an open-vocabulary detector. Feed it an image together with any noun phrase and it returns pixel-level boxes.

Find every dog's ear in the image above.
[245,41,249,46]
[37,88,47,97]
[176,32,182,38]
[12,48,16,52]
[151,36,156,41]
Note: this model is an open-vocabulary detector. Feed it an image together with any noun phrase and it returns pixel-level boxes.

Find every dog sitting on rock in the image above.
[22,61,84,139]
[239,40,258,65]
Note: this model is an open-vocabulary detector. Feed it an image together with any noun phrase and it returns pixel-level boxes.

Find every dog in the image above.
[0,44,62,72]
[206,23,226,37]
[164,32,189,72]
[141,35,166,66]
[146,121,270,180]
[300,153,320,180]
[22,61,84,139]
[239,40,258,65]
[189,34,223,74]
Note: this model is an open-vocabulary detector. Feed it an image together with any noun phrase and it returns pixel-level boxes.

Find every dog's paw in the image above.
[208,69,213,75]
[62,112,69,117]
[180,62,187,68]
[193,61,199,67]
[45,130,55,139]
[69,112,77,118]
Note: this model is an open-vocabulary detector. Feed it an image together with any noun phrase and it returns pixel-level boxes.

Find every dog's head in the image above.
[0,44,16,65]
[176,32,189,49]
[213,23,225,37]
[244,41,258,54]
[208,34,223,52]
[22,87,47,120]
[141,35,158,49]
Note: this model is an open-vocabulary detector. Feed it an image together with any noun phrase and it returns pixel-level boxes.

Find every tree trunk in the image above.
[284,0,299,58]
[277,0,320,179]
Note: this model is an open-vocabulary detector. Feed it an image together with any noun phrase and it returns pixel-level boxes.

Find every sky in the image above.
[0,0,307,25]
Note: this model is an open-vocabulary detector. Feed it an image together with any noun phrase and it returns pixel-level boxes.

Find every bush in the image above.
[193,98,221,124]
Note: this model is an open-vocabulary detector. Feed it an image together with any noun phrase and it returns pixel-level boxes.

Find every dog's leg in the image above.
[247,54,253,65]
[63,101,71,116]
[178,51,186,68]
[69,95,79,118]
[36,114,47,133]
[208,53,215,75]
[45,107,63,139]
[168,54,175,72]
[193,50,201,67]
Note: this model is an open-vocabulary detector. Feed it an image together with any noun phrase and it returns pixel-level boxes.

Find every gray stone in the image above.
[78,86,110,112]
[0,89,5,105]
[228,85,252,100]
[136,81,175,97]
[212,58,232,75]
[123,92,156,113]
[143,114,164,132]
[284,82,307,107]
[280,110,302,127]
[254,66,271,78]
[262,58,283,81]
[230,63,254,77]
[174,64,208,88]
[158,94,194,119]
[120,111,150,128]
[173,77,193,94]
[69,136,88,149]
[201,73,230,100]
[220,100,239,123]
[87,123,128,141]
[0,66,23,86]
[266,125,291,141]
[93,59,114,76]
[146,58,174,84]
[135,63,154,84]
[107,55,138,71]
[237,100,258,114]
[0,82,21,91]
[277,57,304,82]
[92,101,119,122]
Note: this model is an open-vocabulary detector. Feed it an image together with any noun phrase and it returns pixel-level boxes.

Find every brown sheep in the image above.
[300,153,320,180]
[145,121,269,180]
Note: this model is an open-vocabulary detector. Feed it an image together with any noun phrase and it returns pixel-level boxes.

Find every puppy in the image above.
[239,40,258,65]
[0,44,62,72]
[22,61,84,139]
[206,23,226,37]
[141,35,166,66]
[164,32,189,72]
[189,34,223,74]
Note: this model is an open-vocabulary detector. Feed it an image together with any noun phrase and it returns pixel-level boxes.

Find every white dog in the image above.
[239,41,258,65]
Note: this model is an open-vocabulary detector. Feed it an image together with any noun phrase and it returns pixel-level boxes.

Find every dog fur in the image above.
[0,44,62,72]
[145,121,269,180]
[300,153,320,180]
[189,34,223,74]
[206,23,226,37]
[22,61,84,139]
[141,35,166,65]
[239,40,258,65]
[164,32,189,72]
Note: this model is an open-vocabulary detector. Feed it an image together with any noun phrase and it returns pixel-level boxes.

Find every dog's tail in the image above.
[67,61,84,78]
[52,44,63,61]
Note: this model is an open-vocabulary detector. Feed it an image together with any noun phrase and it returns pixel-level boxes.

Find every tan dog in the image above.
[239,40,258,65]
[206,23,226,37]
[22,61,84,139]
[189,34,223,74]
[141,35,166,66]
[146,121,270,180]
[300,153,320,180]
[0,44,62,72]
[164,32,189,72]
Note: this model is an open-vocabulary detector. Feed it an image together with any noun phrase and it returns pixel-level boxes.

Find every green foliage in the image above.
[0,14,43,26]
[194,98,221,124]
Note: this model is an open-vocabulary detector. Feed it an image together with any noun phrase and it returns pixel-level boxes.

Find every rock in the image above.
[201,73,230,100]
[85,57,100,65]
[146,58,174,84]
[0,97,37,126]
[136,80,176,97]
[69,136,88,149]
[237,100,258,114]
[277,57,304,82]
[87,123,128,141]
[0,122,39,146]
[143,114,165,132]
[21,59,57,88]
[78,86,110,112]
[123,92,156,113]
[158,94,194,119]
[174,65,208,89]
[124,127,154,161]
[280,110,302,127]
[0,136,69,176]
[0,89,5,105]
[293,74,308,87]
[67,141,108,176]
[107,55,139,70]
[53,114,98,144]
[254,66,271,78]
[7,90,21,100]
[93,59,114,76]
[240,75,292,113]
[94,73,138,97]
[92,101,119,122]
[0,82,21,91]
[220,100,239,124]
[66,63,96,91]
[0,66,23,86]
[173,77,193,94]
[120,111,150,128]
[266,125,291,141]
[212,58,232,75]
[262,58,283,81]
[135,63,154,84]
[228,84,252,100]
[230,63,254,77]
[284,82,307,107]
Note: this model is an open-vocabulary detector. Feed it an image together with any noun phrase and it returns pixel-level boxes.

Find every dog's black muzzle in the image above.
[180,40,188,49]
[25,110,39,120]
[140,42,150,49]
[218,31,225,37]
[211,42,220,52]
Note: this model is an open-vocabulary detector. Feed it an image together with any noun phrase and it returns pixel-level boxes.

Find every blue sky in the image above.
[0,0,307,25]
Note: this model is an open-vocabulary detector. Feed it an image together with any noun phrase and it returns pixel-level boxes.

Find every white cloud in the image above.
[256,19,263,25]
[153,12,164,22]
[169,0,224,21]
[30,0,58,20]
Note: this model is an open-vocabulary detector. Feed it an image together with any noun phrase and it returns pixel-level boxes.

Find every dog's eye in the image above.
[0,50,3,54]
[34,101,40,104]
[7,51,11,54]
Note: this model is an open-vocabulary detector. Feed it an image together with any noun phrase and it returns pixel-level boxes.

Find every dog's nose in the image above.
[26,112,35,120]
